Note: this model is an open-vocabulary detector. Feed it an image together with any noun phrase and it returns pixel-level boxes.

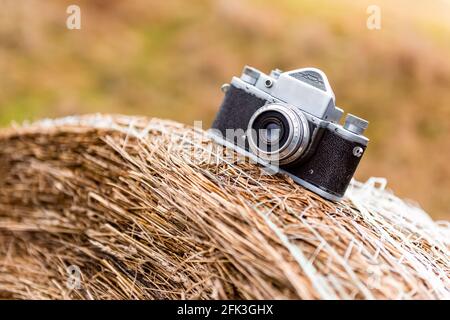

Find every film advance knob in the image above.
[343,114,369,135]
[241,66,260,85]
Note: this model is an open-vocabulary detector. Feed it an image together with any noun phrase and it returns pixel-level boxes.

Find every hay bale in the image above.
[0,114,448,300]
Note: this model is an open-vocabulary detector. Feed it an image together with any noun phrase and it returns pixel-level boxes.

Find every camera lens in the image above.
[247,103,310,165]
[250,111,289,152]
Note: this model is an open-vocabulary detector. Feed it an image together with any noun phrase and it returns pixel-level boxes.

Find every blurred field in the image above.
[0,0,449,219]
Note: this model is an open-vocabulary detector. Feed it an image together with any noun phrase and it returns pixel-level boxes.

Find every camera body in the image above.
[210,66,369,201]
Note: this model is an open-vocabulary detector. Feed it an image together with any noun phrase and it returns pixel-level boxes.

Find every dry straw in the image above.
[0,114,448,300]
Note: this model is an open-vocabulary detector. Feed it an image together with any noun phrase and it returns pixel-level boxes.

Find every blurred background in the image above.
[0,0,449,219]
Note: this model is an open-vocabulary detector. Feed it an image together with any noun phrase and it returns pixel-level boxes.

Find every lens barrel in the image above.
[247,103,310,165]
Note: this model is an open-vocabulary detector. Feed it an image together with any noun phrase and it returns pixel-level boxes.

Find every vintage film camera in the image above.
[209,66,369,201]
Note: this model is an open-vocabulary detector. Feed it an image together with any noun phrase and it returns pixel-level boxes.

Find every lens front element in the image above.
[263,122,281,143]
